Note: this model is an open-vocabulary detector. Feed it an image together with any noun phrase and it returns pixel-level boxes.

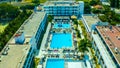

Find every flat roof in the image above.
[83,15,99,28]
[44,1,83,6]
[96,26,120,65]
[0,45,30,68]
[23,12,46,36]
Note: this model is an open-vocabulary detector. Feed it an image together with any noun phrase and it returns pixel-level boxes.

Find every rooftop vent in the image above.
[2,49,8,55]
[114,47,118,54]
[110,44,112,46]
[109,26,112,30]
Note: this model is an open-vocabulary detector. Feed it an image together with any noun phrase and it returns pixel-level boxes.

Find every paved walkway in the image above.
[81,15,91,32]
[92,33,116,68]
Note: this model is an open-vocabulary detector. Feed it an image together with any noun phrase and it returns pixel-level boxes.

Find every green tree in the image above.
[78,38,91,53]
[0,3,20,21]
[92,8,101,14]
[98,15,108,22]
[20,5,36,10]
[84,2,91,14]
[89,0,101,6]
[0,10,32,51]
[90,0,98,6]
[32,0,40,5]
[48,15,53,22]
[73,19,78,25]
[103,5,111,13]
[110,0,119,8]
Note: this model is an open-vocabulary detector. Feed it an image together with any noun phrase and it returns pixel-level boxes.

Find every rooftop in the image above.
[44,1,83,6]
[0,12,46,68]
[6,12,46,45]
[96,26,120,65]
[83,15,99,28]
[22,12,46,36]
[0,45,30,68]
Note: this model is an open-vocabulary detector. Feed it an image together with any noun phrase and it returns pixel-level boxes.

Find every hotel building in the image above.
[0,12,48,68]
[43,1,84,17]
[91,25,120,68]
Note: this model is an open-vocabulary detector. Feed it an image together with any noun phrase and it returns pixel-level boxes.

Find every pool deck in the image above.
[66,62,86,68]
[36,17,92,68]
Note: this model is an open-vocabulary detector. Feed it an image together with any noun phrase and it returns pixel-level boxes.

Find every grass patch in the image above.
[24,0,32,2]
[0,24,8,33]
[23,0,47,3]
[40,0,47,3]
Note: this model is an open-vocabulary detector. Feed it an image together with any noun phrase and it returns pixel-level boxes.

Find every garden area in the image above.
[0,24,8,33]
[98,6,120,25]
[72,19,91,55]
[72,18,100,68]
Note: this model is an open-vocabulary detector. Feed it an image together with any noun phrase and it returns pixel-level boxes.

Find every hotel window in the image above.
[94,42,96,46]
[101,58,104,64]
[105,66,107,68]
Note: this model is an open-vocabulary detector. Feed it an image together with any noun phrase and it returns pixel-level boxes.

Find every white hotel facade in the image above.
[43,1,84,17]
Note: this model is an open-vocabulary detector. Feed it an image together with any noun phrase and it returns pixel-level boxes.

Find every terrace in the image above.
[96,26,120,66]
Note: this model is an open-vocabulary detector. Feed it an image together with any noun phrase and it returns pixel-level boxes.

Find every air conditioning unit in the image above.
[2,51,8,55]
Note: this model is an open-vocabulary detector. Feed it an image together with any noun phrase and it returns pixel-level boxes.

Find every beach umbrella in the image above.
[71,15,77,19]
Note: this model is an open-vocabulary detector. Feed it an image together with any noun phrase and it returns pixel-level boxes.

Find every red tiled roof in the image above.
[96,26,120,64]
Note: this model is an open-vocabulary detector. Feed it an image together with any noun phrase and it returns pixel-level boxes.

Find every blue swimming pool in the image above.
[50,33,72,48]
[53,23,70,28]
[46,59,64,68]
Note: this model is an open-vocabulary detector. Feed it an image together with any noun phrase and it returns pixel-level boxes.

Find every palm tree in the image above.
[78,38,91,57]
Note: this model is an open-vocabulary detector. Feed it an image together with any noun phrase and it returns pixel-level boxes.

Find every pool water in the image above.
[50,33,72,48]
[53,23,70,28]
[46,59,64,68]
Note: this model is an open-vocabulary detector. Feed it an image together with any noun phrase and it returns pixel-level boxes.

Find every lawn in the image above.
[40,0,47,3]
[0,24,8,33]
[23,0,47,3]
